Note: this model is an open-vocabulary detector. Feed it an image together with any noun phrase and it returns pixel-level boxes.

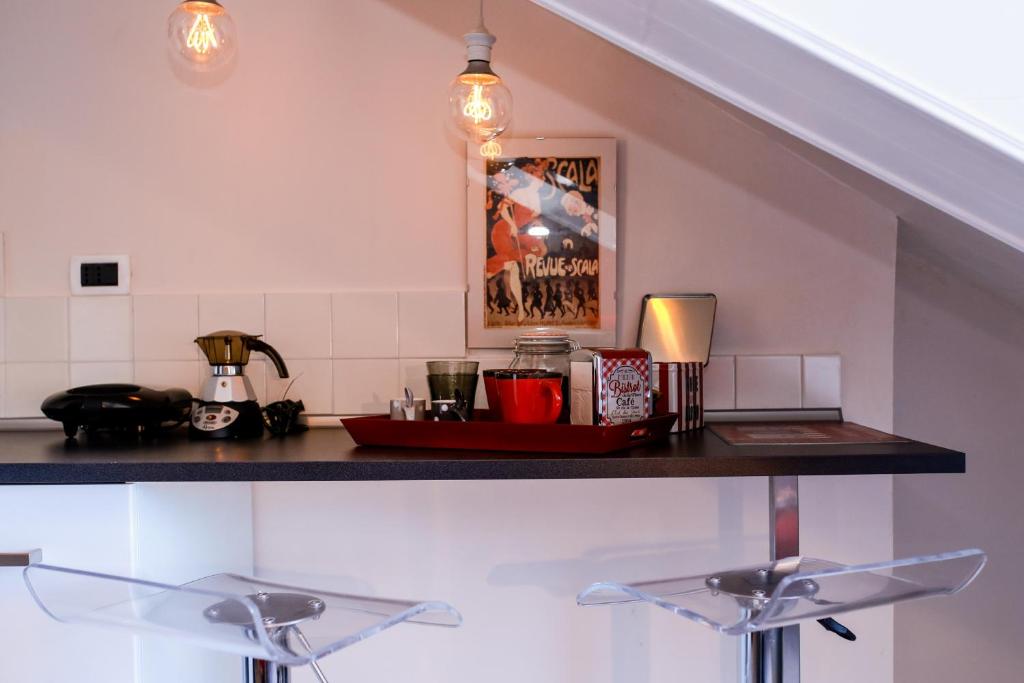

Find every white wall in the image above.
[893,238,1024,682]
[0,1,901,681]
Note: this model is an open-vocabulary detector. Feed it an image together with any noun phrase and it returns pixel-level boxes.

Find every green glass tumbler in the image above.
[426,361,479,418]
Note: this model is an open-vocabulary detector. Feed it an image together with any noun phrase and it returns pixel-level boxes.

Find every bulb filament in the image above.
[480,140,502,159]
[186,13,219,55]
[463,84,493,124]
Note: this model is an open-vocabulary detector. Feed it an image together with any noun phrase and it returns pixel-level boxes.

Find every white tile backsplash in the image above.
[398,358,433,404]
[333,359,399,414]
[703,355,736,410]
[198,293,265,336]
[0,289,841,420]
[71,362,133,387]
[134,360,202,395]
[735,355,803,409]
[332,292,398,358]
[398,290,466,357]
[4,362,68,417]
[803,354,842,408]
[267,359,332,413]
[70,296,132,362]
[265,294,332,359]
[5,297,68,362]
[134,294,198,360]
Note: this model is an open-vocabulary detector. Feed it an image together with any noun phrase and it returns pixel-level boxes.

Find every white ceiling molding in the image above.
[526,0,1024,259]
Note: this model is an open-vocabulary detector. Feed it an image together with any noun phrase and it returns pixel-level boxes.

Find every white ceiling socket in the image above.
[70,254,131,296]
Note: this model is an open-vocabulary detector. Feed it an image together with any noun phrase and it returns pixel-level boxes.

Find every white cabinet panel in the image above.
[0,485,134,683]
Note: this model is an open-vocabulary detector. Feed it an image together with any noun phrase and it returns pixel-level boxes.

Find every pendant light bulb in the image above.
[167,0,238,72]
[448,4,512,144]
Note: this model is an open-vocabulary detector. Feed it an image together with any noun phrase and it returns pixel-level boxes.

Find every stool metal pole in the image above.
[765,475,800,683]
[742,476,801,682]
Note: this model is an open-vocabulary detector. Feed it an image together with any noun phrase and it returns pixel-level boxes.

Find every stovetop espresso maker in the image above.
[191,330,289,439]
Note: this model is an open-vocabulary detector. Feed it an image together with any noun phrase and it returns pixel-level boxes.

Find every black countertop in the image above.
[0,426,964,484]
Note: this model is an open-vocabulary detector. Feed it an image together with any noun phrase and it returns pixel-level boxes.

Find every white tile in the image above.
[134,360,201,395]
[735,355,802,409]
[703,355,736,411]
[803,355,842,408]
[398,358,432,404]
[70,362,133,387]
[265,294,331,359]
[198,293,265,336]
[5,362,68,417]
[332,359,400,415]
[199,359,268,405]
[70,296,132,362]
[267,359,332,413]
[5,297,68,362]
[331,292,399,358]
[398,291,466,358]
[133,294,198,360]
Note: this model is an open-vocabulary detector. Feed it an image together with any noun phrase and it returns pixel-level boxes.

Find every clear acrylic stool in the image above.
[24,564,462,683]
[578,548,985,683]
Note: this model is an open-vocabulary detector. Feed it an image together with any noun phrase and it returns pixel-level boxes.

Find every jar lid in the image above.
[513,329,580,353]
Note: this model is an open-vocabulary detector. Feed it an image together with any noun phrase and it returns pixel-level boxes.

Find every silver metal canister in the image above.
[570,348,654,426]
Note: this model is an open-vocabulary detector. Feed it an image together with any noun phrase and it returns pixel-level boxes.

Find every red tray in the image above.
[341,412,678,454]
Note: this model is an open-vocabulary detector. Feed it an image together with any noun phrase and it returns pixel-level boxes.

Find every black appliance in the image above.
[41,384,193,438]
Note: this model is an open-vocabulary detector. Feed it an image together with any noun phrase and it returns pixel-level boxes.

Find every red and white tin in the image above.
[654,361,704,432]
[570,348,653,426]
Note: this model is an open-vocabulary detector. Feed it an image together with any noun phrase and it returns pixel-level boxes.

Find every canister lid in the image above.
[513,329,580,353]
[636,294,717,365]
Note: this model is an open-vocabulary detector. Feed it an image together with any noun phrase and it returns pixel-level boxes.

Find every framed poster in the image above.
[466,137,617,348]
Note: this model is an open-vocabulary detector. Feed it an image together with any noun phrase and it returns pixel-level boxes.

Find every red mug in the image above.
[483,369,502,420]
[494,370,564,424]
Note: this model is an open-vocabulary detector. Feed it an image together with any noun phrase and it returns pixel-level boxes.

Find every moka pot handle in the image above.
[248,339,289,378]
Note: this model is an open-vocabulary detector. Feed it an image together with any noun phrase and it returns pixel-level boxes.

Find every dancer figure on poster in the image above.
[552,283,567,318]
[542,281,555,318]
[486,161,551,323]
[493,277,513,315]
[526,284,544,319]
[572,282,588,319]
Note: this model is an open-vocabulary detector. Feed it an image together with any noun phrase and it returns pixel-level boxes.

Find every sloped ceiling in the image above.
[527,0,1024,303]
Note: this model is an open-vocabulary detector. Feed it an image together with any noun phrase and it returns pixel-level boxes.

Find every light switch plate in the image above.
[70,254,130,295]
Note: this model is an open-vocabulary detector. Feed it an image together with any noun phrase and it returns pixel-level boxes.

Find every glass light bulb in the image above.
[448,72,513,144]
[167,1,238,72]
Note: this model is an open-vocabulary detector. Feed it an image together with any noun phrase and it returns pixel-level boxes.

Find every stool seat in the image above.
[24,564,461,669]
[577,548,985,635]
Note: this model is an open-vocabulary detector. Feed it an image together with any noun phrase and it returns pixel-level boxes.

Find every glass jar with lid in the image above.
[510,330,579,422]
